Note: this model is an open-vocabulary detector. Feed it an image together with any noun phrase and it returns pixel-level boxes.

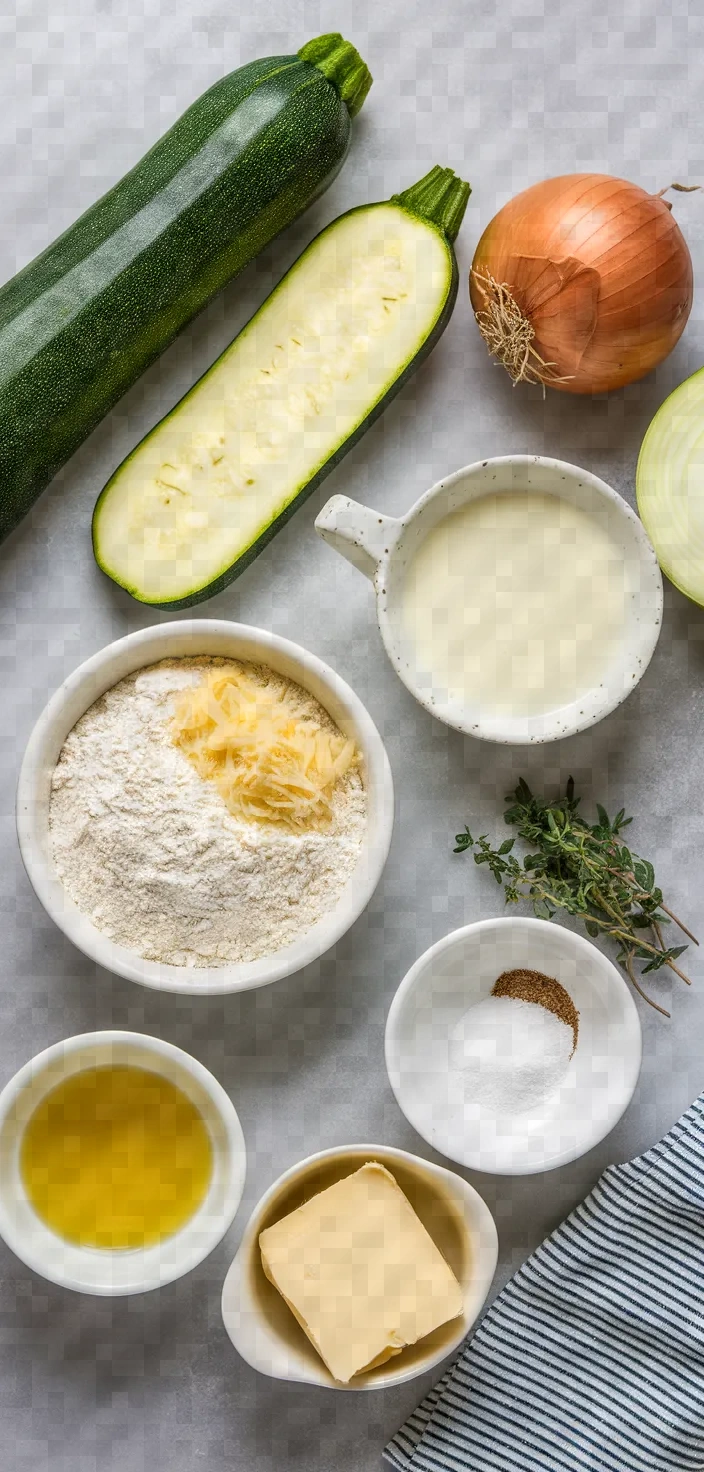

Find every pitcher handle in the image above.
[315,496,398,581]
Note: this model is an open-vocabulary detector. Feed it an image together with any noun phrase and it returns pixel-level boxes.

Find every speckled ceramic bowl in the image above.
[316,455,663,744]
[16,621,394,995]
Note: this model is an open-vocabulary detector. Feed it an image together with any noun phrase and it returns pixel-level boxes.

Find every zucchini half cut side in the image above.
[93,166,470,608]
[636,366,704,608]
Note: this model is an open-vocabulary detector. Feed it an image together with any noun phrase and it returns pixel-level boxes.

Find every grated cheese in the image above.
[171,665,359,831]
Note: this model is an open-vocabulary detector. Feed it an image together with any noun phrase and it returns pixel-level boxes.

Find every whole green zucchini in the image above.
[0,33,371,541]
[93,166,470,608]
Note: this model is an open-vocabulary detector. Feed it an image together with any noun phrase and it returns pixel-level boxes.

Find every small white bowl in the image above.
[316,455,663,744]
[221,1143,498,1391]
[385,918,642,1175]
[17,620,394,995]
[0,1030,246,1295]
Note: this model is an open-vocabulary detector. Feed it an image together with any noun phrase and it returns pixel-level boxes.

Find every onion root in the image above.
[471,268,573,390]
[469,174,694,394]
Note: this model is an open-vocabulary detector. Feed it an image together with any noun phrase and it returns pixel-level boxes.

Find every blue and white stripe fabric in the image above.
[385,1096,704,1472]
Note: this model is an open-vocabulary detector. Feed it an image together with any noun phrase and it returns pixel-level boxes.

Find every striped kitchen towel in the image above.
[385,1095,704,1472]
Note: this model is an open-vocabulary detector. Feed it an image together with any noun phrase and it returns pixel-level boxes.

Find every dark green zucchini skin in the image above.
[0,46,362,542]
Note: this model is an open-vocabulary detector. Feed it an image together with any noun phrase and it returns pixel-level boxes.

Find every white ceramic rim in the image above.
[319,455,663,745]
[220,1141,498,1391]
[16,620,394,995]
[380,456,663,742]
[0,1030,246,1294]
[384,916,643,1175]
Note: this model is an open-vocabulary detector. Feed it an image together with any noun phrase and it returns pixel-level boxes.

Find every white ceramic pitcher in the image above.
[315,454,663,745]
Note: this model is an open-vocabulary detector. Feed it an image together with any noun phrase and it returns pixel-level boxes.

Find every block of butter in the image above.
[259,1161,463,1384]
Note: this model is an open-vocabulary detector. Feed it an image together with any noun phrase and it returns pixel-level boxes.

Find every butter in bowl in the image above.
[221,1144,498,1391]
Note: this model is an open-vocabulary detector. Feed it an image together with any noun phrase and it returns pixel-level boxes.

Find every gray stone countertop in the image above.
[1,1,703,1467]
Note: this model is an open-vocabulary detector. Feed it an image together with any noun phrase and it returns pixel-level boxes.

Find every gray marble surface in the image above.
[2,1,704,1468]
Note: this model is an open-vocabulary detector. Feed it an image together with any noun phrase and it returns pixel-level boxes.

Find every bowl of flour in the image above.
[17,622,394,994]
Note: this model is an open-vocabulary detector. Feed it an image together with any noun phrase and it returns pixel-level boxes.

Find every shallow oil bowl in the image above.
[385,917,642,1175]
[316,455,663,744]
[221,1143,498,1390]
[0,1031,246,1295]
[16,620,394,995]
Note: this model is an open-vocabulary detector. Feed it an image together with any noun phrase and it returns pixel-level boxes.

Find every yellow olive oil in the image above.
[20,1065,213,1249]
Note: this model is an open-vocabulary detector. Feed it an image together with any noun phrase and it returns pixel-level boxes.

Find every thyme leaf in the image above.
[454,778,697,1017]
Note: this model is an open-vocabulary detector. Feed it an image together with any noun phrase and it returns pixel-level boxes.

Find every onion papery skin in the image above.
[470,173,693,394]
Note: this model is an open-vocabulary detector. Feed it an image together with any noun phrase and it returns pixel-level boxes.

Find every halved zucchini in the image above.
[636,366,704,606]
[93,166,470,607]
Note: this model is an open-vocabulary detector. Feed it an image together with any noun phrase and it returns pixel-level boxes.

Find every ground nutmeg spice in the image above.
[491,969,579,1053]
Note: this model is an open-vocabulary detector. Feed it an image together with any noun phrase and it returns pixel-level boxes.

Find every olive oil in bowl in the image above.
[20,1065,213,1250]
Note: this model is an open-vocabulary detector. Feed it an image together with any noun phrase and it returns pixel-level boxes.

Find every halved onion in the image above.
[637,367,704,605]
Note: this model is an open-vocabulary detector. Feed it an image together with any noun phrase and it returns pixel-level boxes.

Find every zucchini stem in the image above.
[393,166,471,243]
[298,34,372,117]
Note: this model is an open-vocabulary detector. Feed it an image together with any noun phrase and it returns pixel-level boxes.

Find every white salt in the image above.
[449,995,574,1115]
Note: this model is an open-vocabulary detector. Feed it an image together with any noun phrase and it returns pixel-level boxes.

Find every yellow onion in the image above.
[470,173,694,394]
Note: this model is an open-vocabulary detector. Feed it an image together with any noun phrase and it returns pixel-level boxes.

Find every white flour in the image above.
[48,658,367,968]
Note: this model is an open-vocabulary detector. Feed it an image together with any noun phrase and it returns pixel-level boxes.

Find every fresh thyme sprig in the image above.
[454,777,697,1017]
